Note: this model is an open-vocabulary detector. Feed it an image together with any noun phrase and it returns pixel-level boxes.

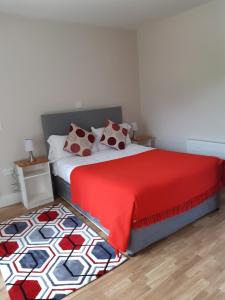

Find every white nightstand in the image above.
[132,134,152,147]
[15,156,54,209]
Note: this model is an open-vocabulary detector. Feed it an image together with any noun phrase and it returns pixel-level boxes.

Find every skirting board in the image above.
[0,192,21,208]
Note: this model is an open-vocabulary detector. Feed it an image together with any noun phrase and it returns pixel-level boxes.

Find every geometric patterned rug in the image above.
[0,204,127,300]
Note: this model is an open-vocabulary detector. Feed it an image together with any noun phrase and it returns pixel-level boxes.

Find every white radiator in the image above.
[187,138,225,159]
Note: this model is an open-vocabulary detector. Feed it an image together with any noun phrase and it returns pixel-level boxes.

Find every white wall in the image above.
[0,13,141,199]
[138,0,225,151]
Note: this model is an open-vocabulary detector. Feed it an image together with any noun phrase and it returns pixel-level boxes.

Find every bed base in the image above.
[53,175,219,256]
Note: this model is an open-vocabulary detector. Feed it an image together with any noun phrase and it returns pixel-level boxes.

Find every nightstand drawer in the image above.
[23,163,50,179]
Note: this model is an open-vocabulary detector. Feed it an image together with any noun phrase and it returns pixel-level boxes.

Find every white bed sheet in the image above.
[52,144,152,184]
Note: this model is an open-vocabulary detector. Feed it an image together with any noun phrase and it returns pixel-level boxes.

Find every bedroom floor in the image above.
[1,193,225,300]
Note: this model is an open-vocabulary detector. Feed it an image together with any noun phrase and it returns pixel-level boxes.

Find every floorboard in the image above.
[0,193,225,300]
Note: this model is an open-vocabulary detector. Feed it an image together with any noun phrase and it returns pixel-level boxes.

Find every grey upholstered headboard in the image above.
[41,106,122,152]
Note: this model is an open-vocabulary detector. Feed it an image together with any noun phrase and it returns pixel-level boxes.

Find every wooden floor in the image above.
[1,193,225,300]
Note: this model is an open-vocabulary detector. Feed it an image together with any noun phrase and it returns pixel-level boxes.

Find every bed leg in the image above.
[129,253,136,257]
[127,252,136,257]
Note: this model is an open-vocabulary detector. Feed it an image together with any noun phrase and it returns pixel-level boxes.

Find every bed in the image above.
[41,106,221,255]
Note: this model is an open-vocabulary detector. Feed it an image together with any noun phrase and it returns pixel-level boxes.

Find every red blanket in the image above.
[71,149,223,252]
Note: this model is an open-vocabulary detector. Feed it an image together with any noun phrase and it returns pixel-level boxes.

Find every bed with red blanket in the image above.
[41,107,224,255]
[71,149,224,253]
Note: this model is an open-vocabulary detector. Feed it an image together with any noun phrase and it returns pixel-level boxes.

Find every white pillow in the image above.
[91,122,132,152]
[91,127,110,152]
[47,135,74,162]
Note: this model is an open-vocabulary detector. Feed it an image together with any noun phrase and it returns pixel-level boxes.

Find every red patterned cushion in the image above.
[64,123,95,156]
[100,120,127,150]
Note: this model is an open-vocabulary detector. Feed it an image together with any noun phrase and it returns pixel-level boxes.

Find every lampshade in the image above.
[24,139,34,152]
[131,122,138,132]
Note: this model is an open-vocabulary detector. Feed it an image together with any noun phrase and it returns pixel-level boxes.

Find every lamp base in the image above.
[132,131,136,141]
[28,151,35,162]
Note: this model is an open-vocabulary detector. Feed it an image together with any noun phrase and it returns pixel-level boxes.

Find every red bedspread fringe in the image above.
[132,184,221,229]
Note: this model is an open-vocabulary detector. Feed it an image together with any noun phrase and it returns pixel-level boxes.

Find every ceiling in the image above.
[0,0,212,29]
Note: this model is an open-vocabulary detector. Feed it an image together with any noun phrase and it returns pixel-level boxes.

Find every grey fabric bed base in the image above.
[53,175,219,256]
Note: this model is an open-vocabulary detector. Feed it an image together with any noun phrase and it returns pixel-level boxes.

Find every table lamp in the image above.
[131,122,138,140]
[24,139,35,162]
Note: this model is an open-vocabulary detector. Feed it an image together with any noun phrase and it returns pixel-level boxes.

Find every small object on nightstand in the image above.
[131,121,138,140]
[132,134,152,147]
[24,139,35,162]
[15,156,54,209]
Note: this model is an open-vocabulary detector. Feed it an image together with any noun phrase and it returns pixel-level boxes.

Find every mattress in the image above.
[52,143,151,183]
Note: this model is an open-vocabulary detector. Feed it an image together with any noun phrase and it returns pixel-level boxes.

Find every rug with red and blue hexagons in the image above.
[0,204,127,300]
